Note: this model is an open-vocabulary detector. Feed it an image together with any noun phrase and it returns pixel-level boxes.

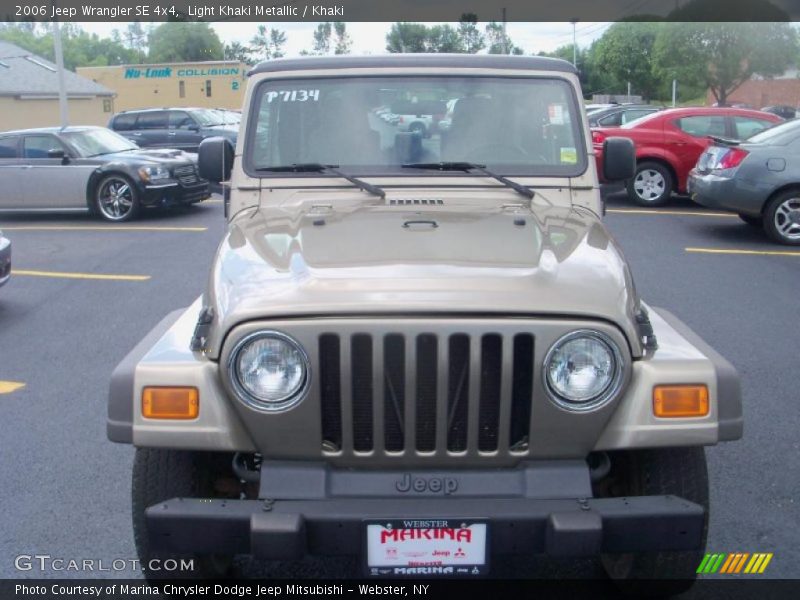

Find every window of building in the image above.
[205,80,212,97]
[179,80,185,98]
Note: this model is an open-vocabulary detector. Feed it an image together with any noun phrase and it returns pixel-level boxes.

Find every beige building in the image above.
[0,41,115,131]
[78,60,248,112]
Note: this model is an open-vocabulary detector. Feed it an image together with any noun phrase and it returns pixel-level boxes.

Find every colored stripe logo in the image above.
[697,553,773,574]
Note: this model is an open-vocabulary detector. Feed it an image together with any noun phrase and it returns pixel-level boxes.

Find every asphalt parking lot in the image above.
[0,191,798,589]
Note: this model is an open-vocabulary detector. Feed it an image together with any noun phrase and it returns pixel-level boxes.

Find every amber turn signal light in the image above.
[142,387,199,419]
[653,385,709,418]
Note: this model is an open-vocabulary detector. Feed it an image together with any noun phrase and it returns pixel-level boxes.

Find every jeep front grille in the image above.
[318,331,535,458]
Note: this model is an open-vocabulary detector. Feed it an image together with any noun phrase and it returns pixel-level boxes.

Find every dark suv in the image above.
[109,108,238,153]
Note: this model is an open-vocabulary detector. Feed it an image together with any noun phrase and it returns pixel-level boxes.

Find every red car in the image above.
[593,107,782,206]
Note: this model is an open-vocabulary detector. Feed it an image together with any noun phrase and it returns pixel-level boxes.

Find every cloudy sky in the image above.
[79,21,611,56]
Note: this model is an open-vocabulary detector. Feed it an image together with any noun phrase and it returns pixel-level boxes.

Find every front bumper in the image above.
[146,493,704,560]
[0,234,11,287]
[142,180,211,207]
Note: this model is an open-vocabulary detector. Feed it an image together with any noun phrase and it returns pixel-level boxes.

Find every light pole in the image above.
[569,19,578,67]
[52,20,69,128]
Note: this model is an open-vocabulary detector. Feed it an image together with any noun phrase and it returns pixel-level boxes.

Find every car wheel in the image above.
[595,447,709,597]
[626,162,673,207]
[132,449,237,580]
[95,175,141,222]
[763,191,800,245]
[738,214,763,227]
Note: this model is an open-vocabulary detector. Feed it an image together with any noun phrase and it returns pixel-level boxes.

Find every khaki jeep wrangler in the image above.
[108,55,742,591]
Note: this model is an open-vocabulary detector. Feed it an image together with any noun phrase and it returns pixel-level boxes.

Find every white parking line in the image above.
[686,247,800,257]
[607,209,736,218]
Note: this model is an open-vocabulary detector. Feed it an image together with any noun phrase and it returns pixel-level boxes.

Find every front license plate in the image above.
[365,519,488,577]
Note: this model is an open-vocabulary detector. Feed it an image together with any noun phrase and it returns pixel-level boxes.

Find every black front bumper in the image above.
[146,494,704,560]
[142,181,211,207]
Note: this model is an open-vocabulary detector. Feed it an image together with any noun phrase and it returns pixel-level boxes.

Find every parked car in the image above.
[593,107,782,206]
[110,54,742,592]
[587,104,662,127]
[688,118,800,245]
[0,126,210,222]
[0,229,10,289]
[391,99,447,137]
[585,103,617,114]
[761,105,797,120]
[109,107,238,153]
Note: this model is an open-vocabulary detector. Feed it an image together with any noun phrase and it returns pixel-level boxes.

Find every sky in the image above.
[78,21,612,56]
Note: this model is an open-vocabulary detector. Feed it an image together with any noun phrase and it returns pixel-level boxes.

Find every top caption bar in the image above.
[0,0,797,22]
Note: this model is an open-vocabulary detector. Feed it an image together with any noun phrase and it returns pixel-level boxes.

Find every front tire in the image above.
[626,162,673,207]
[596,447,709,597]
[95,174,141,222]
[132,449,236,580]
[763,191,800,245]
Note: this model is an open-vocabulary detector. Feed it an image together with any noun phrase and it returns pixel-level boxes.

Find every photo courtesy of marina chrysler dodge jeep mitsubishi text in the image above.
[108,55,742,594]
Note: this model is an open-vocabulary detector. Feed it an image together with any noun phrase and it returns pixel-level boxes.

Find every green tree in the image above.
[333,22,352,55]
[148,22,223,63]
[224,41,252,64]
[594,22,662,101]
[312,22,332,55]
[249,25,286,61]
[458,14,485,53]
[426,25,464,53]
[485,22,523,55]
[385,23,430,53]
[654,22,798,106]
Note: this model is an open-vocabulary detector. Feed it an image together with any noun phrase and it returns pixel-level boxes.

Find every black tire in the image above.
[626,162,673,207]
[132,448,237,580]
[409,122,427,137]
[596,447,709,597]
[738,214,763,227]
[763,190,800,245]
[94,174,141,222]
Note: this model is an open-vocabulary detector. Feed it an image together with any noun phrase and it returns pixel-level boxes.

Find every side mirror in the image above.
[603,137,636,181]
[48,148,66,159]
[198,136,233,183]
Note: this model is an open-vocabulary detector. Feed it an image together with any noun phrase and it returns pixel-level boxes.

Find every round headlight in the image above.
[544,331,624,411]
[229,332,309,411]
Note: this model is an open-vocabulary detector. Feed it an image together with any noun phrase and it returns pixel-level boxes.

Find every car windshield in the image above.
[61,128,138,157]
[248,76,586,176]
[191,109,226,127]
[745,119,800,145]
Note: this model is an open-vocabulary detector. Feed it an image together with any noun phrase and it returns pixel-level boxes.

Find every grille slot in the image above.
[317,329,535,458]
[174,165,199,185]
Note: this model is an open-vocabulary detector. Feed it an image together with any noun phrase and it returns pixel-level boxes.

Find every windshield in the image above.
[62,128,138,157]
[191,109,226,127]
[247,76,586,176]
[745,119,800,145]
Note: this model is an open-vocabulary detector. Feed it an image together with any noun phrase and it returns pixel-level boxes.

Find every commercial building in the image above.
[0,41,115,131]
[77,60,248,112]
[706,69,800,108]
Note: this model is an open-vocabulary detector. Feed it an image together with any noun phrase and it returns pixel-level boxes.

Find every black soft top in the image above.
[249,54,577,77]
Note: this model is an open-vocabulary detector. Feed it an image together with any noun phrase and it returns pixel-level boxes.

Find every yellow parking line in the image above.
[12,269,151,281]
[204,199,224,204]
[0,381,25,394]
[607,209,736,218]
[686,247,800,257]
[0,225,207,232]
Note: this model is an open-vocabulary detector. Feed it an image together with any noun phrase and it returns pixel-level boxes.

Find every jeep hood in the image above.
[203,203,642,358]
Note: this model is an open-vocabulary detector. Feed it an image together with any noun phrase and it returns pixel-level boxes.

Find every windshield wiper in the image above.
[255,163,385,199]
[402,162,534,199]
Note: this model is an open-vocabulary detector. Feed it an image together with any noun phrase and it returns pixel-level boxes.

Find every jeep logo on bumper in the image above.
[395,473,458,495]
